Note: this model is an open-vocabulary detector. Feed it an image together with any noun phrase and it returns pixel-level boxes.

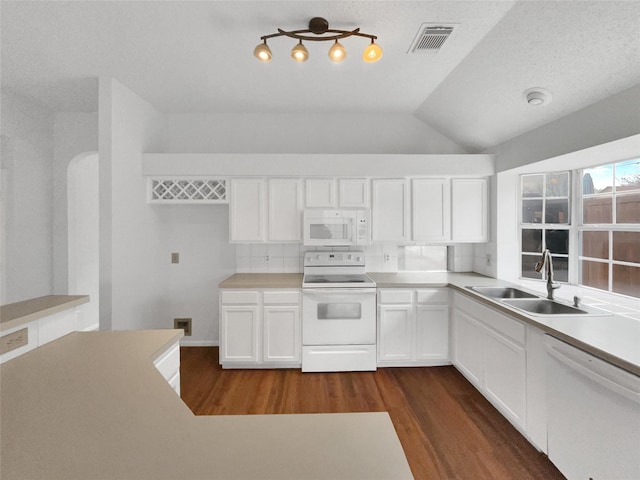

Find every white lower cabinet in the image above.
[219,289,301,368]
[153,340,181,396]
[377,288,450,367]
[452,293,526,431]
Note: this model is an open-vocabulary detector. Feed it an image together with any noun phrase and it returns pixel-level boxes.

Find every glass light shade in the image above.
[362,42,383,63]
[291,42,309,62]
[253,43,272,62]
[328,41,347,62]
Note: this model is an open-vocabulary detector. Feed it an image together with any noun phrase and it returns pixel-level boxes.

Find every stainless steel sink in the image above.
[503,298,589,315]
[468,286,539,299]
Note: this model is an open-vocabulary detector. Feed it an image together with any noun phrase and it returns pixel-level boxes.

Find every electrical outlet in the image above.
[171,252,180,264]
[485,254,492,266]
[265,253,270,263]
[174,318,192,336]
[0,328,28,355]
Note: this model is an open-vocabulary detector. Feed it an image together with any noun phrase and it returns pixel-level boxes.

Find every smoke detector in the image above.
[523,88,552,106]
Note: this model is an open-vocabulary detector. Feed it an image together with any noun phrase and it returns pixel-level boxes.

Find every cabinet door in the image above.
[416,304,449,361]
[452,309,483,387]
[411,178,450,242]
[220,306,259,363]
[451,178,488,242]
[268,179,302,242]
[378,304,413,362]
[230,178,266,242]
[372,179,409,242]
[339,178,369,208]
[305,178,335,207]
[263,306,300,363]
[484,327,526,429]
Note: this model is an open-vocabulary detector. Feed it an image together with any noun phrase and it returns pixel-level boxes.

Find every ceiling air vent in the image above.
[408,24,455,54]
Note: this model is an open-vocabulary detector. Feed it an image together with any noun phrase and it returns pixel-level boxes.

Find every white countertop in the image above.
[0,330,413,479]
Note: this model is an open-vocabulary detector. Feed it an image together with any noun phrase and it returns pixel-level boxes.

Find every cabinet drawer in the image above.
[263,291,299,305]
[416,289,449,304]
[221,290,260,305]
[154,343,180,381]
[379,290,413,304]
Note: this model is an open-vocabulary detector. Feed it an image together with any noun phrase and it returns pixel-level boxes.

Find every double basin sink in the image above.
[468,286,590,316]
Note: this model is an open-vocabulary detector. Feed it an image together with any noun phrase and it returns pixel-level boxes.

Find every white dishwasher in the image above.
[545,335,640,480]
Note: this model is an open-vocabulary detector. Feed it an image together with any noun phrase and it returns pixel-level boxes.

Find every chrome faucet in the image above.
[535,249,560,300]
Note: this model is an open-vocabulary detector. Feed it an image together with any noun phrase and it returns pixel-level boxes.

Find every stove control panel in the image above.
[304,251,364,266]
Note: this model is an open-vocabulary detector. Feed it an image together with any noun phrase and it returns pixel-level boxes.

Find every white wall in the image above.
[98,78,235,344]
[162,113,467,154]
[492,84,640,173]
[487,83,640,284]
[0,89,54,304]
[53,112,98,294]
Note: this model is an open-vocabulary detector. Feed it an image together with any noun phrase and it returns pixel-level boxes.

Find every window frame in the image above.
[576,159,640,297]
[519,171,572,283]
[518,159,640,299]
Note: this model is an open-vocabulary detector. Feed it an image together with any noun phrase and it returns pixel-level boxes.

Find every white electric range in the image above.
[301,251,377,372]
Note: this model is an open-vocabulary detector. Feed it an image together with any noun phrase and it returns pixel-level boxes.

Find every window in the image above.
[520,172,570,282]
[519,159,640,299]
[579,159,640,298]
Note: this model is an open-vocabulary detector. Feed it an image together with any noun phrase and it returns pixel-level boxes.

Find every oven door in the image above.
[302,289,376,345]
[303,217,355,246]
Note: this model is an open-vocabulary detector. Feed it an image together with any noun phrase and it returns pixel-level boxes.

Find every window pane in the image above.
[546,199,569,224]
[546,172,569,197]
[613,231,640,263]
[522,229,542,253]
[522,174,543,197]
[615,159,640,191]
[584,164,613,193]
[583,196,612,224]
[581,260,609,291]
[551,256,568,282]
[522,199,543,223]
[545,230,568,254]
[582,231,609,259]
[616,193,640,223]
[612,264,640,298]
[522,254,541,279]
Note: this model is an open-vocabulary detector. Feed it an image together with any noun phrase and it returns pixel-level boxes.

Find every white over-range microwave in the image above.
[303,209,371,247]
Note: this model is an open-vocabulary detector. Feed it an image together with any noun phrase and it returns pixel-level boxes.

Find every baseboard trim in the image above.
[179,339,218,347]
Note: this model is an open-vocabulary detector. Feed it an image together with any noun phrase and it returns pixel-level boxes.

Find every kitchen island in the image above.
[0,329,413,480]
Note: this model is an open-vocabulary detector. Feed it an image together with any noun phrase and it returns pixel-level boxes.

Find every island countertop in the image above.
[0,329,413,480]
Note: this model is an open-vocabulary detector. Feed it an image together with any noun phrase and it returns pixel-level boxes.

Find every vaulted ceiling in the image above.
[2,1,639,152]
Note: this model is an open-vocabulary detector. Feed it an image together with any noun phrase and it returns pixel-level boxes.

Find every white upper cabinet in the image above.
[451,178,488,242]
[268,179,302,242]
[305,178,335,208]
[305,178,369,209]
[372,179,409,242]
[229,178,266,243]
[411,178,450,243]
[338,178,369,208]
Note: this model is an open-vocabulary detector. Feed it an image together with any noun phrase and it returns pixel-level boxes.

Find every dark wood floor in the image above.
[180,347,564,480]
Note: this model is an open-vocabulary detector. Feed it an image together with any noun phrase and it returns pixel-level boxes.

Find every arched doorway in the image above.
[67,152,99,330]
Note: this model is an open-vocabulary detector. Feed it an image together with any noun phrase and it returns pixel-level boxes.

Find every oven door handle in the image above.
[302,288,377,294]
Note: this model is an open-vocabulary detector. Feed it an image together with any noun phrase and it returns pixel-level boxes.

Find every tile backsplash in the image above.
[235,243,457,273]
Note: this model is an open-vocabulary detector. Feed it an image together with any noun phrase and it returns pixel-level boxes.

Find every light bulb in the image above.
[328,41,347,62]
[253,42,272,62]
[362,42,383,63]
[291,42,309,62]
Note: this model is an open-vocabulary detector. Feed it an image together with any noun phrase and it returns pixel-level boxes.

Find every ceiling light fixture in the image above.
[523,87,552,106]
[254,17,382,63]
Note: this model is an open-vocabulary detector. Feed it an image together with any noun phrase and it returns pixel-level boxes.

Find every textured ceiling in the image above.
[2,0,639,152]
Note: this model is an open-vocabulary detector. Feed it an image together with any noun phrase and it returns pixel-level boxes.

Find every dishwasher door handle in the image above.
[546,338,640,404]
